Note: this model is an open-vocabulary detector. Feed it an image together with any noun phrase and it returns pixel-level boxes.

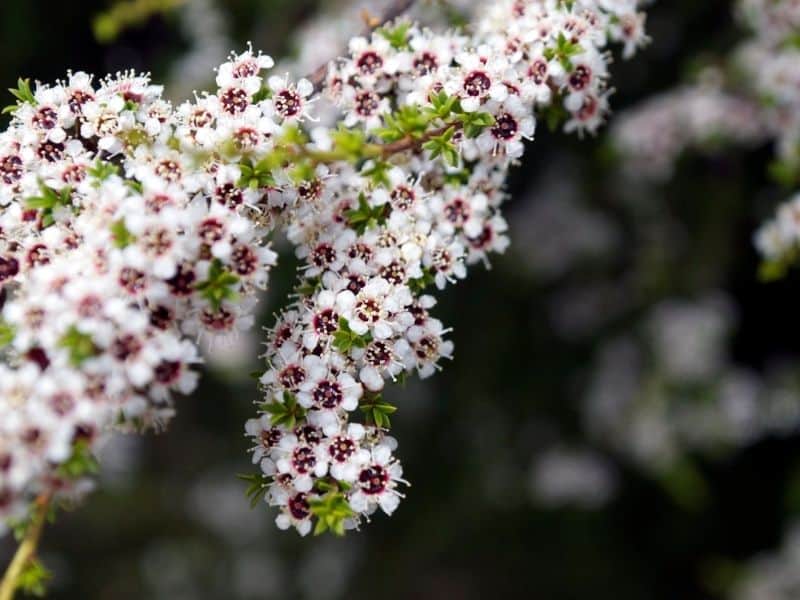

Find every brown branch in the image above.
[306,0,417,92]
[377,122,461,158]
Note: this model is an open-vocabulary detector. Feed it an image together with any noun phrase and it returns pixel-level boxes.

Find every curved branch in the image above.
[0,494,51,600]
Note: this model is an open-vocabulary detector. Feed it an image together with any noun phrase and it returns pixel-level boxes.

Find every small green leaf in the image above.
[87,160,120,183]
[25,183,74,228]
[237,157,276,189]
[359,393,397,428]
[289,160,316,185]
[422,126,460,166]
[57,440,99,479]
[331,126,368,162]
[195,259,240,311]
[126,179,144,194]
[252,85,272,103]
[345,193,389,234]
[309,491,355,536]
[58,326,98,366]
[3,78,37,115]
[361,160,393,188]
[408,267,436,293]
[110,219,136,249]
[544,32,583,72]
[332,318,372,353]
[295,276,322,297]
[0,320,15,348]
[378,22,412,50]
[376,105,431,142]
[238,472,270,508]
[426,91,462,120]
[260,391,306,428]
[458,111,495,138]
[17,558,51,597]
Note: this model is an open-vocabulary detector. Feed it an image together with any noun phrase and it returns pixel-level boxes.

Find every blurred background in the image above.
[4,0,800,598]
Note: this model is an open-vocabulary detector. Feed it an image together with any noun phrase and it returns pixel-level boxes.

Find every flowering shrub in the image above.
[0,3,650,592]
[611,0,800,279]
[583,294,800,491]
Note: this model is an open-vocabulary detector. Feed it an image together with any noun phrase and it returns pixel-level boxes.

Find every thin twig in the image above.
[0,494,51,600]
[377,122,461,158]
[307,0,416,92]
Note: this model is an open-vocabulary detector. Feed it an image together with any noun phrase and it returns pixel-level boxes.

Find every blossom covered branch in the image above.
[0,0,649,546]
[611,0,800,279]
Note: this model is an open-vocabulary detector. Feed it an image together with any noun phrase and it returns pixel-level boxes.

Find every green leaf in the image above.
[376,105,431,143]
[378,21,412,50]
[25,183,73,228]
[783,32,800,50]
[17,558,51,598]
[289,160,316,185]
[58,326,98,366]
[237,472,270,508]
[3,78,37,115]
[295,276,322,297]
[422,126,460,166]
[332,317,372,353]
[110,219,136,249]
[443,169,470,186]
[252,85,272,103]
[0,320,15,348]
[237,157,276,189]
[408,267,436,293]
[126,179,144,194]
[57,440,99,479]
[309,491,355,536]
[544,32,584,71]
[26,184,70,210]
[260,391,306,428]
[361,159,393,188]
[236,156,276,190]
[280,124,309,146]
[331,126,368,162]
[458,111,495,138]
[345,193,389,234]
[425,91,462,120]
[359,393,397,428]
[195,259,240,311]
[87,160,120,183]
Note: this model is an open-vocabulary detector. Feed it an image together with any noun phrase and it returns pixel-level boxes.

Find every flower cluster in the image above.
[733,519,800,600]
[245,0,649,535]
[609,0,800,276]
[582,294,800,474]
[0,0,651,537]
[528,447,617,509]
[611,73,766,181]
[709,0,800,274]
[0,58,286,528]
